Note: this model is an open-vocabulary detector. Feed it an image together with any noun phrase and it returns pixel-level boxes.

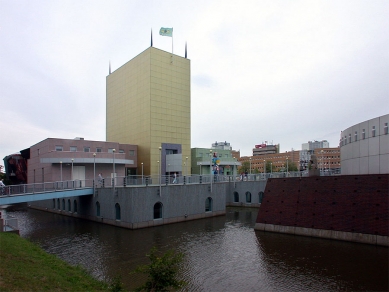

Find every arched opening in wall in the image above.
[246,192,252,203]
[57,199,60,209]
[154,202,163,219]
[52,199,55,209]
[258,191,264,203]
[74,200,78,213]
[115,203,121,220]
[234,191,239,203]
[205,197,213,212]
[62,199,65,210]
[96,201,100,217]
[68,199,71,212]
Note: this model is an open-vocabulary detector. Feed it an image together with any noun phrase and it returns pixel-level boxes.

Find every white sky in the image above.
[1,0,388,165]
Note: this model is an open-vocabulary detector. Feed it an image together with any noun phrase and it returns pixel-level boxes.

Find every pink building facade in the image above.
[28,138,137,184]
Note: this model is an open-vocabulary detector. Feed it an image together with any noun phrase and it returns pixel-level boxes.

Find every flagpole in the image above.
[172,27,173,54]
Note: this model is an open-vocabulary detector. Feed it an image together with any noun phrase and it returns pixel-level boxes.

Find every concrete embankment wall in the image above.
[255,174,388,246]
[30,180,267,229]
[30,183,230,229]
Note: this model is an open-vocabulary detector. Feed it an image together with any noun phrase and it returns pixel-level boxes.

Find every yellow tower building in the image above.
[106,47,191,176]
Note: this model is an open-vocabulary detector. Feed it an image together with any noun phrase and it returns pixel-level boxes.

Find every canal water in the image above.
[8,206,388,292]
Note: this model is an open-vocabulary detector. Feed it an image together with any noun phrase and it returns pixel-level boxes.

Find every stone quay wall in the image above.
[255,174,388,246]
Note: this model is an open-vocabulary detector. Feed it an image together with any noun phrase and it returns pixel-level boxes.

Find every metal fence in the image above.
[0,171,341,196]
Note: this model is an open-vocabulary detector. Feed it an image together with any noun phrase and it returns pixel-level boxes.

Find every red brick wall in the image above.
[256,174,388,236]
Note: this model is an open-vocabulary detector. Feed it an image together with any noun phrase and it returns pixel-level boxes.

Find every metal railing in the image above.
[0,179,94,197]
[1,171,341,197]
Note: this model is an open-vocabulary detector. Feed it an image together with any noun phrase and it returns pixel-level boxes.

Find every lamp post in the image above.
[263,159,266,177]
[71,159,74,181]
[249,157,252,175]
[159,147,162,196]
[210,149,213,192]
[286,157,289,177]
[200,162,202,176]
[270,162,273,177]
[320,150,324,175]
[93,153,96,187]
[141,162,143,185]
[60,161,62,182]
[186,156,188,176]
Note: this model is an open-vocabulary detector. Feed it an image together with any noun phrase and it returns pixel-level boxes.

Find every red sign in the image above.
[255,144,267,148]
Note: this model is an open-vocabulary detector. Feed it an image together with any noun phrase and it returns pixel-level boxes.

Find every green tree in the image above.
[286,161,298,172]
[238,161,250,174]
[133,247,186,292]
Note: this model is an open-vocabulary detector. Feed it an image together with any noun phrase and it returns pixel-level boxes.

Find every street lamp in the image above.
[141,162,144,185]
[286,156,289,177]
[249,157,252,175]
[209,149,213,192]
[200,162,202,176]
[71,159,74,181]
[93,153,96,186]
[60,161,62,182]
[263,159,266,176]
[270,162,273,176]
[320,150,324,174]
[158,147,162,196]
[186,156,188,176]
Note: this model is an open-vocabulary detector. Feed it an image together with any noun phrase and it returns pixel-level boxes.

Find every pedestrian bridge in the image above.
[0,180,94,206]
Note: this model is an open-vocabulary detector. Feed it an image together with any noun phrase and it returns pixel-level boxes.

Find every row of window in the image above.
[97,199,213,220]
[341,122,388,146]
[54,146,135,156]
[53,198,78,212]
[233,191,264,204]
[197,152,229,158]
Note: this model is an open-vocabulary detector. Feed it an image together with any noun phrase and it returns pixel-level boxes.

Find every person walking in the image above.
[0,179,5,195]
[172,173,177,184]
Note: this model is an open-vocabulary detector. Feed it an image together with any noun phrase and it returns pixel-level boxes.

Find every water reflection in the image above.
[9,207,388,292]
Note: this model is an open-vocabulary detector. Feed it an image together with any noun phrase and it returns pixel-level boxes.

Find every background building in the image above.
[302,140,329,150]
[340,114,388,175]
[106,47,190,176]
[252,143,279,156]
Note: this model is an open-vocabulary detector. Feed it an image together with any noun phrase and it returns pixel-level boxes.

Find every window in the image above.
[246,192,252,203]
[348,134,351,143]
[129,150,135,156]
[108,148,115,153]
[96,201,100,217]
[57,199,60,209]
[53,199,55,209]
[225,154,229,158]
[385,123,388,135]
[74,200,78,213]
[62,199,65,210]
[115,203,121,220]
[233,192,239,203]
[119,149,124,153]
[96,148,102,153]
[55,145,63,151]
[372,126,376,137]
[70,146,77,152]
[68,199,71,212]
[344,136,347,145]
[258,191,264,203]
[362,129,366,139]
[84,147,90,152]
[354,131,358,142]
[205,197,213,212]
[154,202,163,219]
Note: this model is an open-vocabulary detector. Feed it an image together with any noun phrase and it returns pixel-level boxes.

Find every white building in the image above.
[340,114,388,175]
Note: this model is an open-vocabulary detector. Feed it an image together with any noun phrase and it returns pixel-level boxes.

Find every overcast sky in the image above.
[1,0,388,165]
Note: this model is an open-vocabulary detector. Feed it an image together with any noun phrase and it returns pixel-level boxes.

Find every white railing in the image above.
[0,179,94,196]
